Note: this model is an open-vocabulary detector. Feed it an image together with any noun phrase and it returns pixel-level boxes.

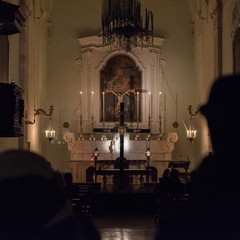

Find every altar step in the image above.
[74,182,101,195]
[71,183,157,216]
[74,182,158,195]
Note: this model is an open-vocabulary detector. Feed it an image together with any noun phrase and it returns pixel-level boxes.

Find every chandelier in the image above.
[102,0,153,52]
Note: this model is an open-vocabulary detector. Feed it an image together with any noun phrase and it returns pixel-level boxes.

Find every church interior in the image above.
[0,0,240,238]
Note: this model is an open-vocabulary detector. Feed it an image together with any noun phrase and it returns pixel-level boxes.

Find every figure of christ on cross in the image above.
[105,88,147,118]
[111,89,130,114]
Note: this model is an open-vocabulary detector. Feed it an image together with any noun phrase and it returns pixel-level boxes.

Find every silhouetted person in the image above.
[156,75,240,240]
[86,166,95,182]
[162,168,170,180]
[167,169,183,194]
[149,166,158,182]
[0,149,101,240]
[64,172,79,199]
[154,168,170,197]
[154,168,170,224]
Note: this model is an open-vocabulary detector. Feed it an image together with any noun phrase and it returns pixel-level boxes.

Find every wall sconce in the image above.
[45,116,55,142]
[186,105,199,142]
[25,105,55,141]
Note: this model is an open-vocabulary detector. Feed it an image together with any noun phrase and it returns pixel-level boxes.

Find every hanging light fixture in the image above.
[186,105,199,142]
[102,0,153,52]
[186,119,197,142]
[25,105,55,141]
[45,116,56,142]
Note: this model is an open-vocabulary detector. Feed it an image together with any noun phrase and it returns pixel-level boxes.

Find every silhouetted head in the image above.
[0,149,67,235]
[162,168,170,179]
[169,169,180,180]
[199,75,240,155]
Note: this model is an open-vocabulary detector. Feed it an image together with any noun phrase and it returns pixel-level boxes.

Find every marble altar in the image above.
[63,131,178,183]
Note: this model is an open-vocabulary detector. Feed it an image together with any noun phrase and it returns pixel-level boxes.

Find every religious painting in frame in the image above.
[100,54,142,123]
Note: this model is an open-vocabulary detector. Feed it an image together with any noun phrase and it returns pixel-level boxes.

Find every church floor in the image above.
[92,214,156,240]
[78,193,157,239]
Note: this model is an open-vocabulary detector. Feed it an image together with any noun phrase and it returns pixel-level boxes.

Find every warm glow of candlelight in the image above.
[187,129,197,139]
[45,130,55,139]
[102,92,105,120]
[159,91,162,116]
[136,92,139,121]
[148,92,152,118]
[79,91,82,106]
[91,91,94,117]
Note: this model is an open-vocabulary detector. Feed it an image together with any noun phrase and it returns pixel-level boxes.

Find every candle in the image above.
[91,91,94,117]
[151,12,153,32]
[164,94,166,112]
[148,92,152,118]
[79,91,82,107]
[136,92,139,121]
[102,92,105,120]
[163,94,166,135]
[159,91,162,117]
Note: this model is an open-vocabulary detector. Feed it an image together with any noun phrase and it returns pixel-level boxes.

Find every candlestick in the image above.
[164,94,166,112]
[89,91,95,140]
[159,91,162,137]
[79,91,82,106]
[159,91,162,117]
[148,92,152,129]
[149,92,152,117]
[91,91,94,117]
[136,92,139,125]
[163,94,166,136]
[102,92,105,127]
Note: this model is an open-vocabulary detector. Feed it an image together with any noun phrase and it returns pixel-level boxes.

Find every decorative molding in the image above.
[63,131,178,182]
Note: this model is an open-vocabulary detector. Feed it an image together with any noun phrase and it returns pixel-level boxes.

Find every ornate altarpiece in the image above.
[64,35,179,184]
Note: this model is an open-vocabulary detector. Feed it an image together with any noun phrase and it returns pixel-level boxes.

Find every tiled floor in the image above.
[92,214,156,240]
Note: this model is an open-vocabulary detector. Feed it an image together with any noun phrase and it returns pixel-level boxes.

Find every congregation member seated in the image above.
[154,168,170,197]
[167,169,184,195]
[155,168,185,197]
[0,149,100,240]
[86,166,95,182]
[154,168,186,224]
